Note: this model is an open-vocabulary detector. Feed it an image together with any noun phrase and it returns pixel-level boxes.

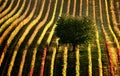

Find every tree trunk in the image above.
[72,43,76,51]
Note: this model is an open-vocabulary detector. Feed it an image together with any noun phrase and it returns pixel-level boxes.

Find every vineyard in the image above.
[0,0,120,76]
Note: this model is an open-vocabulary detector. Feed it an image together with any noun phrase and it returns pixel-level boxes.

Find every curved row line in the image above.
[0,0,62,75]
[109,0,120,37]
[0,0,20,25]
[0,0,14,18]
[29,0,58,75]
[92,0,103,76]
[113,0,120,25]
[48,0,64,76]
[104,0,120,62]
[18,0,51,75]
[0,0,8,12]
[0,0,31,45]
[7,0,45,75]
[61,0,72,75]
[99,0,119,75]
[0,0,26,35]
[0,0,37,68]
[0,0,26,33]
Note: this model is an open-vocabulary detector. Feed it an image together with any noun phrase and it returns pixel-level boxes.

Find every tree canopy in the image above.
[55,14,96,49]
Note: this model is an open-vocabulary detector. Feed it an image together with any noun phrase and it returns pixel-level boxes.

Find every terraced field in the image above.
[0,0,120,76]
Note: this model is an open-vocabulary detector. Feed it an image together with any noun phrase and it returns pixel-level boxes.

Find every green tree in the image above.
[55,14,95,51]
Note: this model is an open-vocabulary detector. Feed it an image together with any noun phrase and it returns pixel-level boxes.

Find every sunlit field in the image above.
[0,0,120,76]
